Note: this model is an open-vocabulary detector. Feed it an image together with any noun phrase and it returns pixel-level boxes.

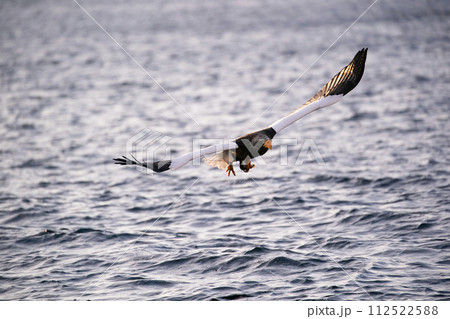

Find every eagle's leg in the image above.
[226,164,236,176]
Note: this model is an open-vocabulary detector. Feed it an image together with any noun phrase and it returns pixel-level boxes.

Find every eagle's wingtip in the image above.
[113,157,127,165]
[113,155,138,166]
[112,155,171,173]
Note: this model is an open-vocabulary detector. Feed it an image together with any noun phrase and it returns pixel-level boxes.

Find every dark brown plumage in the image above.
[234,127,276,172]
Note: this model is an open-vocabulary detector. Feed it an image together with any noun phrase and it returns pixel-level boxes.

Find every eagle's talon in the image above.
[226,165,236,176]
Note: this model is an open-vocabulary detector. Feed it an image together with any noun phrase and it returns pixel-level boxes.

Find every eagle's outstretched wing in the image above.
[113,141,238,173]
[270,48,367,133]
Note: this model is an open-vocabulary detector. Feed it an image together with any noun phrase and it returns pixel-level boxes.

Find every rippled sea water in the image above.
[1,0,449,300]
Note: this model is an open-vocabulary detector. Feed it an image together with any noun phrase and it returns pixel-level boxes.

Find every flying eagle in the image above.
[114,48,367,176]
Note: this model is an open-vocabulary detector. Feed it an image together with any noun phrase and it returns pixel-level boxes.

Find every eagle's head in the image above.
[239,159,256,173]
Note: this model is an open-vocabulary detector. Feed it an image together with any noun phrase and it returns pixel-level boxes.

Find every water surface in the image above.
[0,0,449,300]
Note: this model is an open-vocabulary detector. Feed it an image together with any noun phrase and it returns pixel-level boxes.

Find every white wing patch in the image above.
[270,94,343,133]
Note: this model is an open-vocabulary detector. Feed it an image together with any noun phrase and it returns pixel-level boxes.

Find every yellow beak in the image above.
[263,140,272,150]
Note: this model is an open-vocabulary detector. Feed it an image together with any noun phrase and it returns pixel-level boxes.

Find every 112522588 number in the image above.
[368,305,438,316]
